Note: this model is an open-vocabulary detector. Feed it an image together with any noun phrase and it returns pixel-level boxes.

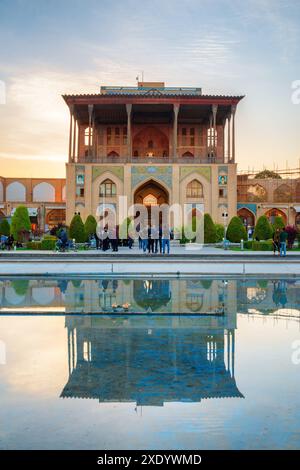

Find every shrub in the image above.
[215,223,225,242]
[84,215,97,240]
[0,218,10,236]
[226,216,247,243]
[253,215,273,241]
[11,206,31,242]
[252,240,273,251]
[272,216,285,233]
[69,214,86,243]
[204,213,217,243]
[41,236,57,250]
[243,240,253,250]
[27,241,42,250]
[285,225,297,249]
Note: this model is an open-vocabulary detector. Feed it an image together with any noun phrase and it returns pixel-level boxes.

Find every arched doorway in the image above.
[237,208,255,228]
[134,280,171,312]
[265,208,287,225]
[46,209,66,228]
[134,179,169,225]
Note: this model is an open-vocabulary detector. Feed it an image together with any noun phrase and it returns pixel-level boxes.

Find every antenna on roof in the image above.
[136,71,144,84]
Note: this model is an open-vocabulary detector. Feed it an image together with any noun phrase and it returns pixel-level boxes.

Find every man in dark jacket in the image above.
[279,227,288,257]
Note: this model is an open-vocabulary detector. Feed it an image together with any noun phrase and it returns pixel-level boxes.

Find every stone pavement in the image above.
[0,244,300,276]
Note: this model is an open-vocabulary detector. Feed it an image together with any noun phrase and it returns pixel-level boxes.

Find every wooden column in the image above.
[68,105,74,163]
[72,114,77,162]
[88,104,94,158]
[173,104,180,159]
[227,112,231,162]
[222,117,226,162]
[212,104,218,151]
[126,104,132,158]
[231,104,236,163]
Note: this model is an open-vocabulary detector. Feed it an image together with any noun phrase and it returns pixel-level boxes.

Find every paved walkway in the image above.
[0,245,300,276]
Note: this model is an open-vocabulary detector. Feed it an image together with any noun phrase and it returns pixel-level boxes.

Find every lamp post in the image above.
[222,212,228,249]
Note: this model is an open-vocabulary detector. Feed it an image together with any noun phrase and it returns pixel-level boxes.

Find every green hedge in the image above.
[204,213,217,243]
[243,240,253,249]
[226,216,247,242]
[215,223,225,242]
[252,240,273,251]
[253,215,273,241]
[70,214,86,243]
[41,237,57,250]
[27,241,42,250]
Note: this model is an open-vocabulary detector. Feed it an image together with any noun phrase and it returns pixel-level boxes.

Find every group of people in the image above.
[138,224,172,254]
[272,227,288,257]
[0,234,15,250]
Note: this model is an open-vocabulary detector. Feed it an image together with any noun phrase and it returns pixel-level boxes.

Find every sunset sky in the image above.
[0,0,299,177]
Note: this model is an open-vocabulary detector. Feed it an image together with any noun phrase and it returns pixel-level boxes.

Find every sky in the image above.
[0,0,299,178]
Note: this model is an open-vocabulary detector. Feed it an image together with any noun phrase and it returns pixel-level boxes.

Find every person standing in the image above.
[148,225,154,254]
[141,225,148,253]
[279,227,288,257]
[272,228,280,256]
[162,224,171,255]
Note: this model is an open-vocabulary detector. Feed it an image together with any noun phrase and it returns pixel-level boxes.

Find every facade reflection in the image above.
[0,278,300,316]
[61,314,243,405]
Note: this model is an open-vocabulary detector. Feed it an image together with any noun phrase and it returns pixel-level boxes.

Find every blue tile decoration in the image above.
[132,165,172,189]
[237,203,257,214]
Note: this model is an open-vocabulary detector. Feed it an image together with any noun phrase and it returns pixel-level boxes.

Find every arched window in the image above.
[99,179,116,197]
[296,213,300,230]
[186,179,203,198]
[107,151,119,157]
[247,184,267,202]
[84,127,93,146]
[182,151,194,158]
[274,184,292,203]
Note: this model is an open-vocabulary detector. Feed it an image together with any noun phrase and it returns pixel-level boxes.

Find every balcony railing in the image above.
[75,155,231,164]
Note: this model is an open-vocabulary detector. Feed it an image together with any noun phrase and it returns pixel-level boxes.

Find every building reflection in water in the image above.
[60,315,243,406]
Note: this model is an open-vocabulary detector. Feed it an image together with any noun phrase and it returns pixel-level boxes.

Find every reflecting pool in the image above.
[0,277,299,449]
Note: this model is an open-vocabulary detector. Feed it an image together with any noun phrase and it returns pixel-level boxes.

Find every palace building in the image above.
[63,82,243,226]
[1,81,300,232]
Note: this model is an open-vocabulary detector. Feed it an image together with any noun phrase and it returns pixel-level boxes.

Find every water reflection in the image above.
[61,315,243,405]
[0,277,299,317]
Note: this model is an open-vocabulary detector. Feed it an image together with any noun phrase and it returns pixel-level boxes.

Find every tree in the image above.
[204,213,217,243]
[285,225,297,249]
[255,169,281,179]
[272,216,285,233]
[215,223,225,242]
[11,206,31,241]
[84,215,97,240]
[226,216,248,242]
[253,215,273,240]
[0,218,10,236]
[69,213,86,242]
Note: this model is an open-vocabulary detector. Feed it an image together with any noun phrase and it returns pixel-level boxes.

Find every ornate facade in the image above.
[63,82,242,226]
